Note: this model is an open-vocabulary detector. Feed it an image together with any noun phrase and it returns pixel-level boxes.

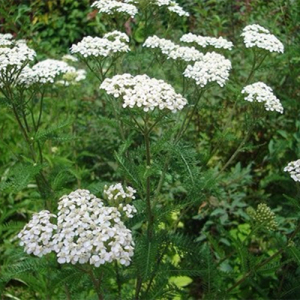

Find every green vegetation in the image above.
[1,0,300,299]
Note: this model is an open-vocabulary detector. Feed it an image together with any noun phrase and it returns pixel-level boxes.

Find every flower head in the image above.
[241,24,284,53]
[153,0,189,17]
[241,82,283,114]
[91,0,138,18]
[0,33,14,47]
[284,159,300,182]
[104,183,137,218]
[0,38,36,82]
[180,33,233,50]
[18,188,136,267]
[143,36,203,62]
[183,52,231,87]
[17,210,57,257]
[70,31,130,58]
[17,59,76,86]
[143,35,177,54]
[100,73,188,112]
[247,203,277,231]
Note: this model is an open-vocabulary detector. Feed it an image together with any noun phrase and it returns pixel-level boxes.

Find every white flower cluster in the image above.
[100,73,188,112]
[56,69,87,86]
[17,59,76,86]
[104,183,137,218]
[143,36,203,62]
[70,31,130,58]
[143,35,177,54]
[18,188,136,267]
[183,52,232,87]
[180,33,234,50]
[241,24,284,53]
[91,0,138,18]
[284,160,300,182]
[241,82,284,114]
[0,33,14,47]
[0,37,36,76]
[168,46,203,62]
[154,0,189,17]
[17,210,57,257]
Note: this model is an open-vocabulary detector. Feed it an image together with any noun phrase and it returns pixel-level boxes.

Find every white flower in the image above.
[91,0,138,18]
[284,160,300,182]
[143,36,202,62]
[104,30,130,43]
[0,33,14,47]
[143,35,177,54]
[180,33,234,50]
[153,0,189,17]
[168,3,189,17]
[0,39,36,84]
[167,45,203,62]
[17,59,75,86]
[104,183,136,203]
[18,188,135,267]
[241,82,283,114]
[70,32,130,58]
[241,24,284,53]
[183,52,231,87]
[100,73,188,112]
[18,210,57,257]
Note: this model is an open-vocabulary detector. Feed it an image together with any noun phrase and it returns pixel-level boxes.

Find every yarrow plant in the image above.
[2,0,299,298]
[100,73,187,112]
[143,35,203,62]
[241,82,284,114]
[70,31,130,58]
[91,0,138,18]
[153,0,189,17]
[17,59,77,85]
[241,24,284,53]
[180,33,234,50]
[0,34,36,85]
[104,183,137,218]
[183,52,232,87]
[284,159,300,182]
[18,186,136,267]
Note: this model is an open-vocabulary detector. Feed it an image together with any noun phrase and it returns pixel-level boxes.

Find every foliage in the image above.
[1,0,300,299]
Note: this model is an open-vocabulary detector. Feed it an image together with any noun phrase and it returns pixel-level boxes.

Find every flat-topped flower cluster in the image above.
[143,35,203,62]
[241,82,284,114]
[91,0,189,18]
[284,160,300,182]
[91,0,138,18]
[0,34,36,83]
[100,73,188,112]
[154,0,189,17]
[180,33,234,50]
[70,31,130,58]
[143,36,232,87]
[241,24,284,53]
[18,185,136,267]
[183,52,232,87]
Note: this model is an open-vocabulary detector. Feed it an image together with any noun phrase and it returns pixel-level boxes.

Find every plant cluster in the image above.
[1,0,300,299]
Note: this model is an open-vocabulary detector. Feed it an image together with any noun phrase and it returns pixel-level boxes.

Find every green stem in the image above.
[143,115,154,240]
[135,276,143,300]
[219,129,252,174]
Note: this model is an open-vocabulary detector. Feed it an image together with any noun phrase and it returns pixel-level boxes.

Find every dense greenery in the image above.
[1,0,300,299]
